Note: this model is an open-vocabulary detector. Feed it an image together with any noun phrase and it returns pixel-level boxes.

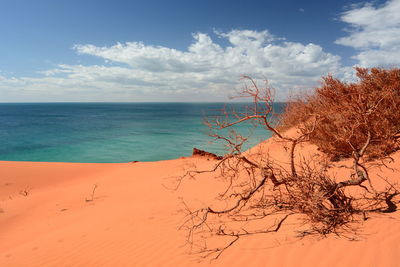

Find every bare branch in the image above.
[176,73,399,260]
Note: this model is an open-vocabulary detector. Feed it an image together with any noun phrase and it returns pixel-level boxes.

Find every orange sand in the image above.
[1,137,399,267]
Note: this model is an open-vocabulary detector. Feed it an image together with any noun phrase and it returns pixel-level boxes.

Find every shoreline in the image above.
[0,146,224,164]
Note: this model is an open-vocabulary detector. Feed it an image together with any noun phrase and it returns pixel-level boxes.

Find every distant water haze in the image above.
[0,103,285,163]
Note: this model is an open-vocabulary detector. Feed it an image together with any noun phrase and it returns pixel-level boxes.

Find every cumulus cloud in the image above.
[335,0,400,67]
[1,29,343,102]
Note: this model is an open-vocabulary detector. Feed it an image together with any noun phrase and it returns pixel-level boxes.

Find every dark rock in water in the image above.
[192,148,223,160]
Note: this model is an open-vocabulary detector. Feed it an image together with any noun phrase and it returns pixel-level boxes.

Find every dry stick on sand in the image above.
[176,72,400,260]
[85,184,98,202]
[19,186,31,197]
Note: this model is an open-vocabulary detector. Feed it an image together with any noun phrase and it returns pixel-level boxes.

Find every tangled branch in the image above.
[176,75,399,260]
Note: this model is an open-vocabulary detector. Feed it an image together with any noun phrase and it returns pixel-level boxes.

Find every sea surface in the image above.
[0,103,285,163]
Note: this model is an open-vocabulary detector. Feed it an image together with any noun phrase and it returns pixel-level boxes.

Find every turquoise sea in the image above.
[0,103,285,163]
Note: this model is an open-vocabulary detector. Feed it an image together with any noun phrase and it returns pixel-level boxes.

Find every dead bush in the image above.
[177,75,399,260]
[280,67,400,159]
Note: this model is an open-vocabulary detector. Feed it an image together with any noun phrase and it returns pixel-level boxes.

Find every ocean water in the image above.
[0,103,285,163]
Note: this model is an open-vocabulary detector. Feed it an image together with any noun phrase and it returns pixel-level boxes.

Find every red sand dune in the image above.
[1,136,399,267]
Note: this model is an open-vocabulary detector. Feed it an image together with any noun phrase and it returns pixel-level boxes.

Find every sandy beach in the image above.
[1,135,399,267]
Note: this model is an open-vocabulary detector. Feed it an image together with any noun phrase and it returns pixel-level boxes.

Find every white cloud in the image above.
[335,0,400,67]
[1,29,342,102]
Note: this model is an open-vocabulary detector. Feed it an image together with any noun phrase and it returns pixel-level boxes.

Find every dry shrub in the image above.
[280,67,400,160]
[177,75,400,260]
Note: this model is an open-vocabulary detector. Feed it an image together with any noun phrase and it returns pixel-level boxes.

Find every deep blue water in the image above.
[0,103,285,163]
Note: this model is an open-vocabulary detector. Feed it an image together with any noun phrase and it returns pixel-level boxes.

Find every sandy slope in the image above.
[1,138,399,267]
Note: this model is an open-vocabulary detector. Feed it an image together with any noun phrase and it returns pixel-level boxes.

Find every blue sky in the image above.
[0,0,399,102]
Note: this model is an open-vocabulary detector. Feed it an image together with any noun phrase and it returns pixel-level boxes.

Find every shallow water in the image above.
[0,103,285,162]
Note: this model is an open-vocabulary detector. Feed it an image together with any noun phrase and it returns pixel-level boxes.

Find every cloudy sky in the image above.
[0,0,399,102]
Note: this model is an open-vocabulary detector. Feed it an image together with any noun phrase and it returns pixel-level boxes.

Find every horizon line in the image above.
[0,101,288,104]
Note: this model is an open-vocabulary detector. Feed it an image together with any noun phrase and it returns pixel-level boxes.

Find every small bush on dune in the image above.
[176,70,400,260]
[280,67,400,159]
